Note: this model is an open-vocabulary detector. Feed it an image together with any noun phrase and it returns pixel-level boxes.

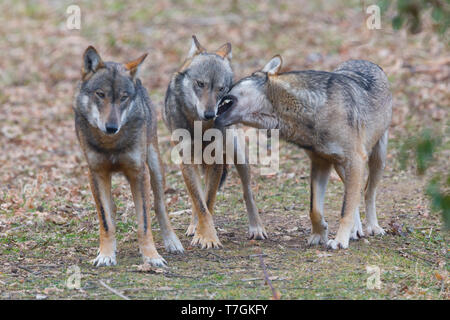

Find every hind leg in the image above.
[365,131,388,236]
[327,155,365,250]
[307,154,332,246]
[334,164,364,240]
[147,143,184,254]
[126,165,166,267]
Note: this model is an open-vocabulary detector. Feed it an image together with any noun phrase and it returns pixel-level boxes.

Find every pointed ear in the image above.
[215,43,232,59]
[187,35,206,59]
[82,46,104,79]
[261,55,282,75]
[124,53,148,79]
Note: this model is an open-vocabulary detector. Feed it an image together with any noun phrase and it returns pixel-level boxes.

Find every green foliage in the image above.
[399,129,441,174]
[379,0,450,34]
[427,177,450,229]
[400,129,449,229]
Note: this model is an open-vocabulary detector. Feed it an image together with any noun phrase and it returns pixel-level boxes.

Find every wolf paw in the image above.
[367,224,385,236]
[350,219,364,240]
[92,253,117,267]
[191,231,222,249]
[308,232,328,246]
[185,223,196,237]
[248,225,268,240]
[163,233,185,254]
[308,222,328,246]
[143,255,167,268]
[327,238,349,250]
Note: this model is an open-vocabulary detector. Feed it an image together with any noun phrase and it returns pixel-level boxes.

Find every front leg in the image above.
[229,134,266,239]
[205,163,223,213]
[307,155,331,246]
[181,163,222,249]
[126,165,166,267]
[88,170,117,267]
[235,163,267,240]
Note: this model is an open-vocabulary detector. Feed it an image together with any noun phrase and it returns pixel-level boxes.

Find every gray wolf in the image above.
[164,36,267,249]
[74,46,184,266]
[216,56,392,250]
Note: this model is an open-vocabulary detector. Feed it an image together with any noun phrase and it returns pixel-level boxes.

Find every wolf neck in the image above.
[263,77,318,147]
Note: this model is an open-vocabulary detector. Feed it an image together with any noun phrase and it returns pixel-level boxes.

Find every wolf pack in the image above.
[74,35,392,267]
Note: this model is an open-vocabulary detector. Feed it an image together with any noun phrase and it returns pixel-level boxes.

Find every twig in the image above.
[98,280,130,300]
[169,209,192,216]
[17,265,40,275]
[256,248,280,300]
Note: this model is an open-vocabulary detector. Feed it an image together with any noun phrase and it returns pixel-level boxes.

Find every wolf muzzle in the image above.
[215,95,236,127]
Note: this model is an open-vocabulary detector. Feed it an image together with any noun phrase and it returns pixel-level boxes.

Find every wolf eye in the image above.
[196,81,204,88]
[96,91,105,99]
[219,86,226,92]
[120,94,129,102]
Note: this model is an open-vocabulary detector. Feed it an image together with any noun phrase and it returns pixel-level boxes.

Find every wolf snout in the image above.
[217,95,236,115]
[203,111,216,120]
[105,122,119,134]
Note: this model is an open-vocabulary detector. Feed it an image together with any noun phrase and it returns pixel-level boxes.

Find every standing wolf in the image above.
[74,46,183,267]
[164,36,267,249]
[216,56,392,250]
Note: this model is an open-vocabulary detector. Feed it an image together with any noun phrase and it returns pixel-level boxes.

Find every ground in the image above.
[0,0,448,300]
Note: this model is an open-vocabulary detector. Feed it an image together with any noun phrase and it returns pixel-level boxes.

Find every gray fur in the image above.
[164,37,267,244]
[216,58,392,250]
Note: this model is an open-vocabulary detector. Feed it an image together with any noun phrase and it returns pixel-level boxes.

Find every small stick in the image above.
[17,265,40,275]
[256,248,280,300]
[99,280,130,300]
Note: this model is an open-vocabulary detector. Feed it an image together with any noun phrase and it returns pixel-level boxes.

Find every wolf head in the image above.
[177,36,233,121]
[75,46,147,135]
[215,55,282,128]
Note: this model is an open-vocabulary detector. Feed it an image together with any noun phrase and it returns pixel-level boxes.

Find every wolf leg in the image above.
[235,163,267,240]
[185,165,200,236]
[127,165,166,267]
[147,143,184,254]
[230,136,267,240]
[328,156,365,250]
[181,163,222,249]
[89,170,117,267]
[365,131,388,236]
[334,164,364,240]
[307,155,331,246]
[205,163,223,213]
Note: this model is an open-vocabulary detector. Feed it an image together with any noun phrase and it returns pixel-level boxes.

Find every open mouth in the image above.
[217,95,236,116]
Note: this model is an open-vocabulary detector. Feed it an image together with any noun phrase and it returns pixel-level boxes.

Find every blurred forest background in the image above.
[0,0,448,299]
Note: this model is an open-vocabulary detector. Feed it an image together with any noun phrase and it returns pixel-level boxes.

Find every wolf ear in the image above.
[262,55,282,75]
[215,43,232,60]
[187,35,206,59]
[124,53,148,79]
[82,46,105,79]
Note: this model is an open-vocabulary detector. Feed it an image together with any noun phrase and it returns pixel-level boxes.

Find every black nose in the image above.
[105,123,118,134]
[204,111,216,120]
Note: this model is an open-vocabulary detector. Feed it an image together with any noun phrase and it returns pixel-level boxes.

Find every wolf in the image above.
[216,56,392,250]
[164,36,267,249]
[74,46,184,267]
